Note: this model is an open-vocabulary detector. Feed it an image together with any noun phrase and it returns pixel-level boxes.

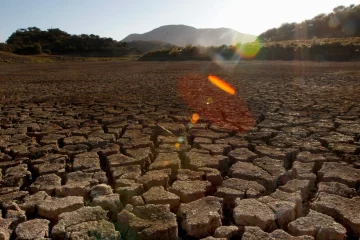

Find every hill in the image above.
[122,25,257,46]
[1,27,173,57]
[259,4,360,42]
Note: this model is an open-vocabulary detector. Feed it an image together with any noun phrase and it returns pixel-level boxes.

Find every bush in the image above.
[42,49,51,54]
[0,43,14,53]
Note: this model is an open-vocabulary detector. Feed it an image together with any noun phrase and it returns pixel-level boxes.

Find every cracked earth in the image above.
[0,61,359,240]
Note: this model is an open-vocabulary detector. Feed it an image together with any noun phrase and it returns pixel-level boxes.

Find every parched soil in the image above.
[0,61,360,240]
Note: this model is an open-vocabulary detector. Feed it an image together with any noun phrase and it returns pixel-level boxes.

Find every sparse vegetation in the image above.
[138,38,360,61]
[259,4,360,41]
[1,27,172,58]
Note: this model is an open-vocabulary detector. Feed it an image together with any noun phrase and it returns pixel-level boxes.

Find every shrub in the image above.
[42,49,51,54]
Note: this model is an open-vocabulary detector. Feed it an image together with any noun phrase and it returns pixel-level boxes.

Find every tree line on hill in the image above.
[138,38,360,62]
[0,27,144,56]
[259,4,360,41]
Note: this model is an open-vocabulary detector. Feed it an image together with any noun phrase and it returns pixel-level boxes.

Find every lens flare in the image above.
[208,75,236,95]
[175,142,180,149]
[190,113,200,124]
[206,97,213,105]
[178,74,256,132]
[232,38,262,59]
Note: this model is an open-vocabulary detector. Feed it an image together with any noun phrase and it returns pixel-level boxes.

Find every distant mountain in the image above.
[122,25,257,46]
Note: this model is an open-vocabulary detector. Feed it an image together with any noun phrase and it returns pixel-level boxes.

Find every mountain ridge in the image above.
[122,24,257,46]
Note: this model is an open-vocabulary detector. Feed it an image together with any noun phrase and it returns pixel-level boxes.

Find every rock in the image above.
[63,136,87,146]
[233,198,276,231]
[178,196,223,238]
[169,180,211,203]
[40,134,64,145]
[15,219,50,240]
[0,191,29,210]
[228,148,258,164]
[52,206,108,238]
[331,143,359,154]
[58,144,89,158]
[142,186,180,211]
[5,207,26,228]
[288,210,346,240]
[271,190,303,218]
[118,204,178,240]
[200,237,227,240]
[107,153,144,168]
[19,191,49,214]
[185,151,229,173]
[190,129,229,140]
[55,171,107,197]
[156,123,185,135]
[90,184,113,198]
[131,196,145,207]
[30,174,62,195]
[0,218,12,240]
[241,226,272,240]
[149,152,181,175]
[215,178,265,205]
[111,165,142,181]
[254,145,290,163]
[31,154,66,176]
[72,151,101,173]
[242,226,314,240]
[291,161,316,186]
[295,152,327,170]
[115,179,144,204]
[258,196,296,230]
[229,159,286,192]
[270,229,314,239]
[216,137,249,149]
[90,193,122,220]
[199,167,223,186]
[214,225,242,239]
[37,196,84,220]
[176,169,204,181]
[125,147,153,167]
[279,179,312,200]
[67,219,120,239]
[2,164,31,188]
[317,162,360,188]
[198,143,232,155]
[311,192,360,237]
[317,182,357,198]
[137,169,170,190]
[253,157,289,185]
[193,137,213,145]
[94,143,120,158]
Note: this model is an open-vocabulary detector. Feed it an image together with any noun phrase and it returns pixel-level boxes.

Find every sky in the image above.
[0,0,358,43]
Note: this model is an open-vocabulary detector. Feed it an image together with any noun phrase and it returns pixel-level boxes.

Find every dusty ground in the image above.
[0,61,360,240]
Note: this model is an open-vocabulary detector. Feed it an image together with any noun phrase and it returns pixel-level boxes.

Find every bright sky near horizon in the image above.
[0,0,358,43]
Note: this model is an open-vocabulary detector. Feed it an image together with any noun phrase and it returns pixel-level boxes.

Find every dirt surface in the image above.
[0,61,360,240]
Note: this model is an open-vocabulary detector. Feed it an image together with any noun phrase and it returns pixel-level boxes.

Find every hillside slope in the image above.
[122,25,257,46]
